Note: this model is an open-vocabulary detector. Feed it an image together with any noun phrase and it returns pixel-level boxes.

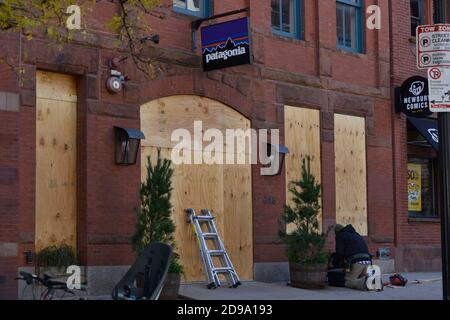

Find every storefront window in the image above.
[408,158,438,218]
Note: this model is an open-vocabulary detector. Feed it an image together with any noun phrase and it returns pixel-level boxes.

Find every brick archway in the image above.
[140,95,254,282]
[138,74,252,120]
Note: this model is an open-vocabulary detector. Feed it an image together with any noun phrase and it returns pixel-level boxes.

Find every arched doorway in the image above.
[140,95,253,281]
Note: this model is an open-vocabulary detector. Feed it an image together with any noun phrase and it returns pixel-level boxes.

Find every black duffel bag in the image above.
[327,269,346,287]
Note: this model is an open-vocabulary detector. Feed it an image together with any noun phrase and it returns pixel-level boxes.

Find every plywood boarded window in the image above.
[334,114,368,236]
[36,71,77,251]
[140,96,253,282]
[284,106,322,233]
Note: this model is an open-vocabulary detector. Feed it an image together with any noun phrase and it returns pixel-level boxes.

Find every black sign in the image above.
[398,76,432,117]
[201,17,252,72]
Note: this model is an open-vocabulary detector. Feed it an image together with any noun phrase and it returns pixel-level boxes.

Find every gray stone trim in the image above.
[254,262,289,283]
[0,242,18,257]
[0,92,20,112]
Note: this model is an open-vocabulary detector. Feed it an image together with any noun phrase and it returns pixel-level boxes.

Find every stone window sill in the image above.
[408,217,440,223]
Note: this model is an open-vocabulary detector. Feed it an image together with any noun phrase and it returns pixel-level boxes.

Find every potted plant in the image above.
[35,244,78,280]
[158,254,184,300]
[279,156,331,289]
[132,149,183,299]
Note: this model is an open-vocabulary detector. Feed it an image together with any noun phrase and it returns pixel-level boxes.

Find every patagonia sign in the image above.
[201,17,252,72]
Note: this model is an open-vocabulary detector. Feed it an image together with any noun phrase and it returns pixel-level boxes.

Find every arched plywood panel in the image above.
[284,106,322,233]
[35,71,77,251]
[140,95,253,282]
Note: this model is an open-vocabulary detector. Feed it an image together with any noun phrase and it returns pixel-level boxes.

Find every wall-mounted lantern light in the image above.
[261,143,289,176]
[24,250,34,265]
[114,127,145,166]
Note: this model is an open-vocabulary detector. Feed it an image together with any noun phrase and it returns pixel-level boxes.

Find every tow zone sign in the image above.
[417,24,450,69]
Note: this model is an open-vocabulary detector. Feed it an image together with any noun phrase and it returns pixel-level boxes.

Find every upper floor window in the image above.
[336,0,364,53]
[433,0,448,23]
[411,0,425,36]
[271,0,302,39]
[173,0,211,18]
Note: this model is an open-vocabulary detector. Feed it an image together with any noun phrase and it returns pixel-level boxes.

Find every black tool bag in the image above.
[327,268,346,287]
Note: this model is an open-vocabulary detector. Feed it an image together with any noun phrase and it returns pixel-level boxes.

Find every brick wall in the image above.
[0,34,20,298]
[1,0,441,298]
[390,0,442,271]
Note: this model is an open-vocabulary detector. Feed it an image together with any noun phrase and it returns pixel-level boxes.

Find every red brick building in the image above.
[0,0,447,299]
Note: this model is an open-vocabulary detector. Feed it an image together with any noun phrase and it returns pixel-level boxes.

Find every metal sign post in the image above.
[439,113,450,300]
[417,24,450,300]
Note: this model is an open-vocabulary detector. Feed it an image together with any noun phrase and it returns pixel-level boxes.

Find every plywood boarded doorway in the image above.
[140,95,253,282]
[284,106,322,233]
[334,114,368,236]
[35,71,77,251]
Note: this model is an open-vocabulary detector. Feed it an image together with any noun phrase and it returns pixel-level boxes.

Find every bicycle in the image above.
[16,271,87,300]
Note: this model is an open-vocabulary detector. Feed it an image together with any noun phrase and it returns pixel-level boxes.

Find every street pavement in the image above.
[179,273,443,300]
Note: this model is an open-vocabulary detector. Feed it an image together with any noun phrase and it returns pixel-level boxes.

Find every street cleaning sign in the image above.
[417,24,450,69]
[428,67,450,112]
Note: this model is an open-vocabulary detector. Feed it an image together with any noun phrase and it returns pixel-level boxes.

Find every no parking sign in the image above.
[428,67,450,112]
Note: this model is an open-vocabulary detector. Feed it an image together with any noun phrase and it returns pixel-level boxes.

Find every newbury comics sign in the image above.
[201,17,252,72]
[417,24,450,69]
[399,76,432,117]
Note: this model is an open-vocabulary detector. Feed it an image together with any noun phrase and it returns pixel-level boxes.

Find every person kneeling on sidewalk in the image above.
[333,224,372,291]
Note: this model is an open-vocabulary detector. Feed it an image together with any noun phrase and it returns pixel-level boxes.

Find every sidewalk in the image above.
[179,273,443,300]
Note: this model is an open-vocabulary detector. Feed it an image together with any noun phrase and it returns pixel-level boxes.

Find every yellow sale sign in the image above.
[408,163,422,212]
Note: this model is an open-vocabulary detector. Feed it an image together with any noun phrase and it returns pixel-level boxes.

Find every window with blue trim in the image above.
[433,0,447,24]
[336,0,364,53]
[173,0,211,18]
[271,0,302,39]
[411,0,425,36]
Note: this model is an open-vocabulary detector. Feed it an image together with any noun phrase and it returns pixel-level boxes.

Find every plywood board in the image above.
[36,71,77,102]
[36,71,77,251]
[223,164,253,280]
[141,96,251,157]
[141,96,253,282]
[334,114,368,236]
[284,106,322,233]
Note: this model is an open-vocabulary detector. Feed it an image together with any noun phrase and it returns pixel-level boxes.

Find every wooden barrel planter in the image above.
[289,262,328,289]
[159,273,181,300]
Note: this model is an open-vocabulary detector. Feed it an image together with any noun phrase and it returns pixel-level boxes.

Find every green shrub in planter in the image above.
[35,245,78,279]
[168,256,184,275]
[279,156,331,288]
[132,150,183,298]
[36,245,77,269]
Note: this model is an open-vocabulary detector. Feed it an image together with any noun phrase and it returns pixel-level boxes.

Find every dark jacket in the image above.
[334,225,370,267]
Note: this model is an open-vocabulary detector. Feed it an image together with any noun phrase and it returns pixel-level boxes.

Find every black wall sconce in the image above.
[261,143,289,176]
[114,127,145,166]
[24,250,34,265]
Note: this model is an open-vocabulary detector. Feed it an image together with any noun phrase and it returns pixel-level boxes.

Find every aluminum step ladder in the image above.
[186,208,242,289]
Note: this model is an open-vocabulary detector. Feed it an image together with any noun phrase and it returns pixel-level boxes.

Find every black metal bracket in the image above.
[191,7,249,52]
[191,7,249,31]
[395,87,402,113]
